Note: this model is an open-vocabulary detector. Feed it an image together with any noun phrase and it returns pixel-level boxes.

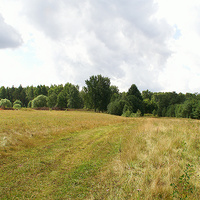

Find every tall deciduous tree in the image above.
[84,75,111,112]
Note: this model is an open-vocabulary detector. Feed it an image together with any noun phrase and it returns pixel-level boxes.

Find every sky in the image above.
[0,0,200,93]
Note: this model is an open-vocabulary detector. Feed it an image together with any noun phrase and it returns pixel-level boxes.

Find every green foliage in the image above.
[152,109,157,116]
[32,95,48,108]
[122,106,132,117]
[13,100,22,109]
[65,84,83,109]
[107,99,126,116]
[125,95,144,115]
[0,99,12,108]
[122,107,142,118]
[26,86,34,101]
[84,75,111,112]
[142,89,153,99]
[152,92,185,117]
[28,100,32,108]
[13,100,22,106]
[1,75,200,119]
[0,86,7,99]
[127,84,142,101]
[143,98,156,114]
[13,103,22,110]
[57,91,67,109]
[110,85,120,102]
[171,164,195,199]
[47,92,57,108]
[48,84,64,96]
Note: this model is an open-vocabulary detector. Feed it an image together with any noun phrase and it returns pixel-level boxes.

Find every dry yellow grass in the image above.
[98,117,200,199]
[0,110,200,199]
[0,110,125,155]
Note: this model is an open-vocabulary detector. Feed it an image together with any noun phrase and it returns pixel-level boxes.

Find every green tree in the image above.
[47,92,57,108]
[110,85,120,102]
[127,84,142,101]
[84,75,111,112]
[20,87,28,107]
[26,86,35,102]
[143,98,157,114]
[48,84,64,96]
[34,85,42,97]
[6,86,15,103]
[142,89,153,100]
[0,86,7,99]
[125,84,144,115]
[57,91,67,109]
[125,95,144,115]
[193,102,200,119]
[41,85,48,96]
[67,85,83,108]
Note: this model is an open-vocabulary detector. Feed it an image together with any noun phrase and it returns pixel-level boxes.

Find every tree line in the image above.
[0,74,200,119]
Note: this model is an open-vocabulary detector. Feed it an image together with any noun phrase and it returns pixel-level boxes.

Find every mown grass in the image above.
[0,110,200,199]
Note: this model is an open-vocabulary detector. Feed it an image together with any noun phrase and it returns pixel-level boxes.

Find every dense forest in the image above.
[0,74,200,119]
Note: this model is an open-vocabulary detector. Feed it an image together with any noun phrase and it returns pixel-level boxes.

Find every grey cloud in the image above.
[22,0,87,40]
[0,14,23,49]
[22,0,173,91]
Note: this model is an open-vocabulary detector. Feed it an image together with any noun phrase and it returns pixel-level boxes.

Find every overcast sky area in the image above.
[0,0,200,93]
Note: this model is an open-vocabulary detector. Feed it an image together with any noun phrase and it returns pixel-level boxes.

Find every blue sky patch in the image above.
[173,25,181,40]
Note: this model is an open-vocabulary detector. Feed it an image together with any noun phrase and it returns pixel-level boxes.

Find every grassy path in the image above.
[0,111,125,199]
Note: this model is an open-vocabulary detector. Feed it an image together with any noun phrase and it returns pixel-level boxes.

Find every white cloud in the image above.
[0,14,23,48]
[18,0,173,91]
[154,0,200,93]
[1,0,200,93]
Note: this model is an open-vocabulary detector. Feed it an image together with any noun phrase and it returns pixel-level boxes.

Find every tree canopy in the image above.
[1,74,200,119]
[84,75,111,112]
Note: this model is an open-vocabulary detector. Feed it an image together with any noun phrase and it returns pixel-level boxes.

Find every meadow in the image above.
[0,110,200,199]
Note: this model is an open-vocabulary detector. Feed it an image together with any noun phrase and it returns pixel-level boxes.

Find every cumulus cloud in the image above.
[0,14,23,49]
[20,0,173,91]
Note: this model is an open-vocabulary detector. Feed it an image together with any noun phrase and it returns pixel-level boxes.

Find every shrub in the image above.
[13,100,22,107]
[0,99,12,108]
[32,95,48,108]
[13,103,22,110]
[122,109,132,117]
[152,109,157,116]
[107,100,126,116]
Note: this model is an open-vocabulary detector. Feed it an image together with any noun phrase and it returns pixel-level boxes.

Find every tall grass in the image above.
[0,110,200,199]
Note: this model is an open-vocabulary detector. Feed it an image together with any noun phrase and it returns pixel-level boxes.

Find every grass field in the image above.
[0,110,200,199]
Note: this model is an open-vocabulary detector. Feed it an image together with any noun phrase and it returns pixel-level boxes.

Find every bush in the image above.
[32,95,48,108]
[152,109,157,116]
[13,103,22,110]
[13,100,22,107]
[122,109,132,117]
[122,109,142,118]
[0,99,12,108]
[107,100,126,116]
